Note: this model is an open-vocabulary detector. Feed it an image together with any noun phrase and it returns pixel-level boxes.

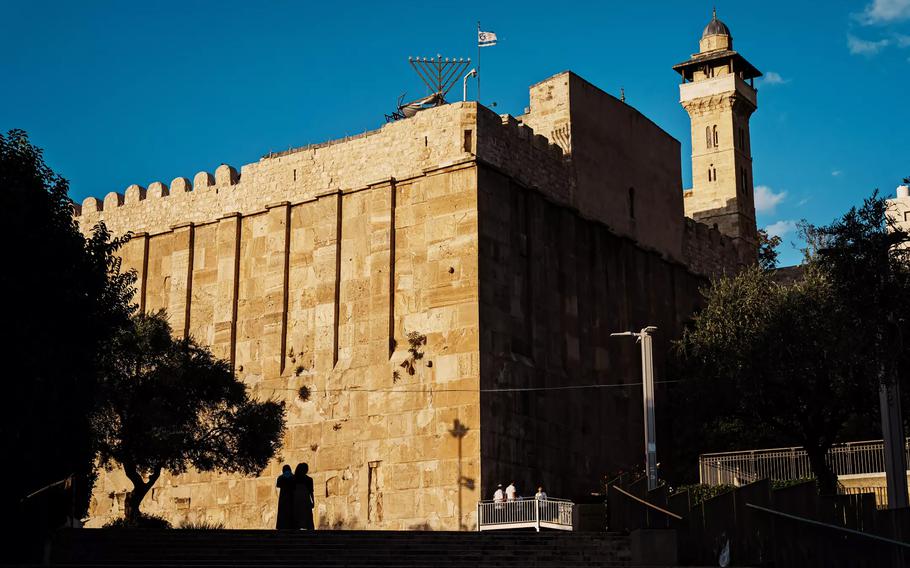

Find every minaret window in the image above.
[706,126,712,149]
[708,164,716,182]
[712,125,719,147]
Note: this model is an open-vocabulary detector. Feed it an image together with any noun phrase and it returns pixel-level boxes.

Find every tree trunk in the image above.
[806,446,837,496]
[123,464,161,525]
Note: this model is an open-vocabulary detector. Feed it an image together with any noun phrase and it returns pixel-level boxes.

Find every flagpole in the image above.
[477,21,481,104]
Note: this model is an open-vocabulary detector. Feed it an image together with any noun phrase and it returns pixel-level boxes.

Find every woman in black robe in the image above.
[293,462,315,530]
[276,464,295,529]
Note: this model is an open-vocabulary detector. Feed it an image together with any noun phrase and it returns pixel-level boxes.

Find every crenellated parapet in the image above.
[75,104,483,237]
[475,107,572,207]
[682,217,747,277]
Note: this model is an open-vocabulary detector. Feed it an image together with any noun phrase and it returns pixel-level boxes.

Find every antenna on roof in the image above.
[386,55,472,122]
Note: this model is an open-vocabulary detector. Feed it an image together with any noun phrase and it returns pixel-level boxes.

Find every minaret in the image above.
[673,10,762,256]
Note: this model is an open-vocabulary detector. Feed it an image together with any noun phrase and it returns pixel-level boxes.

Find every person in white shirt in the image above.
[493,484,504,503]
[505,482,517,501]
[535,486,547,500]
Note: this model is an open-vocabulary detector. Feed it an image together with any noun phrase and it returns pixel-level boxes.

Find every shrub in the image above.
[178,519,224,530]
[103,513,171,529]
[672,483,735,507]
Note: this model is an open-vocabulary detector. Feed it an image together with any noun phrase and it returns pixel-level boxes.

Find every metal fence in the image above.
[699,439,909,486]
[477,497,574,531]
[841,485,889,508]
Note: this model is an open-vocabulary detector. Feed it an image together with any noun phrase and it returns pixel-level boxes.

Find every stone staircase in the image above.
[50,529,633,567]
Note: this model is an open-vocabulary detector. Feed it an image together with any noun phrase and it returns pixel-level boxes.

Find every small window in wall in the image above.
[712,125,719,147]
[463,130,473,153]
[706,126,712,149]
[708,164,716,182]
[368,461,383,523]
[628,187,635,219]
[904,211,909,222]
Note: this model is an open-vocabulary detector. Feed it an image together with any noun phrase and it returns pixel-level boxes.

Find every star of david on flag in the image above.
[478,30,497,47]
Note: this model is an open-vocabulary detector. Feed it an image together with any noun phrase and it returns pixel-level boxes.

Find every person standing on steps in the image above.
[275,464,295,529]
[293,463,315,530]
[505,481,517,501]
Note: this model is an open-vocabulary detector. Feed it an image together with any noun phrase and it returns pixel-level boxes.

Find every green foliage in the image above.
[672,484,735,507]
[672,191,910,494]
[756,228,781,271]
[770,478,815,491]
[103,513,172,529]
[1,130,136,556]
[93,311,287,523]
[812,191,910,387]
[396,331,427,381]
[672,265,872,494]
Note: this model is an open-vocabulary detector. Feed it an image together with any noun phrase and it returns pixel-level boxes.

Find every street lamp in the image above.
[611,326,659,491]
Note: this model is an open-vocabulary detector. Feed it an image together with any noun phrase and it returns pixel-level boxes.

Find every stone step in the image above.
[52,529,633,567]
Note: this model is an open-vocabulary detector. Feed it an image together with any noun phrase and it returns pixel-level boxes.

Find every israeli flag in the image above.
[478,30,497,47]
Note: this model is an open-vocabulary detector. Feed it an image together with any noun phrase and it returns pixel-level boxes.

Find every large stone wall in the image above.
[519,72,687,263]
[81,105,486,530]
[475,165,705,500]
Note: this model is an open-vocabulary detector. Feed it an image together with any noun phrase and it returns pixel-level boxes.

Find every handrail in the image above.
[477,497,574,532]
[21,474,74,502]
[700,438,908,458]
[611,485,683,520]
[745,503,910,549]
[477,496,572,504]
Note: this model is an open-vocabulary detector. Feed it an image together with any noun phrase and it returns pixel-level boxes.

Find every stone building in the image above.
[888,184,910,239]
[674,9,761,255]
[76,13,758,530]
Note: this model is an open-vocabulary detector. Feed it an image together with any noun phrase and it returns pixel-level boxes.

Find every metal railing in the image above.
[699,439,909,486]
[477,497,574,532]
[841,485,889,508]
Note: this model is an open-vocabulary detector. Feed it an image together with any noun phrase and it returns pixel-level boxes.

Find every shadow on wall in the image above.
[450,418,476,530]
[318,515,359,530]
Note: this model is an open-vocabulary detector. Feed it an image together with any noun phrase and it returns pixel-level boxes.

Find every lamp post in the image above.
[611,326,659,490]
[463,69,477,102]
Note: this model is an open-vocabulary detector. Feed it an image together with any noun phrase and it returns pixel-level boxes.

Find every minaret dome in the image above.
[700,9,733,52]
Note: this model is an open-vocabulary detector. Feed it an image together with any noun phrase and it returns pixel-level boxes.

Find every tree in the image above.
[756,228,781,272]
[672,191,910,495]
[0,130,135,552]
[93,311,286,523]
[672,265,872,494]
[811,191,910,505]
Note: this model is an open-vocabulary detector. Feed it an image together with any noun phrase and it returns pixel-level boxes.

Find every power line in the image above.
[269,380,681,395]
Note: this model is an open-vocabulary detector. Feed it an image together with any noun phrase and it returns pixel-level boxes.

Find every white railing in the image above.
[699,439,910,486]
[477,497,574,532]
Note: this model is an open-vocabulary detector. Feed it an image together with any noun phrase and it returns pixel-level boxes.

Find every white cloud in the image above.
[831,170,843,177]
[848,34,892,54]
[760,71,789,85]
[754,185,787,214]
[765,220,798,239]
[896,33,910,47]
[858,0,910,24]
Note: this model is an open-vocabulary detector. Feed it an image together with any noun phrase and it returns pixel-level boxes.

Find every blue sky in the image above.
[2,1,908,266]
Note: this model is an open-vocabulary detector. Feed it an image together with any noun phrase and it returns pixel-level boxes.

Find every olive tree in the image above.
[93,311,286,523]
